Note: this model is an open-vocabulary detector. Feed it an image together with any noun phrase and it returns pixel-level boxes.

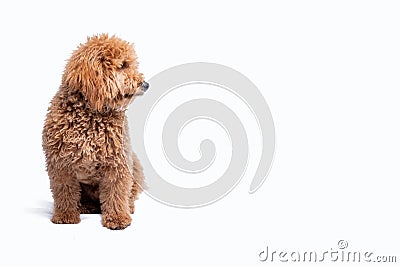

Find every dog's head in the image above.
[62,34,148,112]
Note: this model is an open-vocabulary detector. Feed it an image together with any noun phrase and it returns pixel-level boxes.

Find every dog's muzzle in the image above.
[141,81,149,92]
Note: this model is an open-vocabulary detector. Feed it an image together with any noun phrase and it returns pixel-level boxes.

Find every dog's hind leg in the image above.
[79,184,101,214]
[129,152,145,214]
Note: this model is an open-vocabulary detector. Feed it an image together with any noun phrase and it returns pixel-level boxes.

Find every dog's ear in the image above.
[63,53,119,112]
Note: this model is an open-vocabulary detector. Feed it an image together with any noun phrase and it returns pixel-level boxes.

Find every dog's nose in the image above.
[141,81,149,91]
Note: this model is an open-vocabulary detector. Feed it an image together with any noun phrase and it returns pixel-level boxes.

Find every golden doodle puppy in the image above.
[42,34,148,230]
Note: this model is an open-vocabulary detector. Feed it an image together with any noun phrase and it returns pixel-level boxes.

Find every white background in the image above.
[0,0,399,266]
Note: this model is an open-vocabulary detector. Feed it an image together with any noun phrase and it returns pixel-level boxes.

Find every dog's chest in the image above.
[74,164,102,185]
[62,111,125,164]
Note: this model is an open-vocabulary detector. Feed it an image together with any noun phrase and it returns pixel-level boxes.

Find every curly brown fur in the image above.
[42,34,146,230]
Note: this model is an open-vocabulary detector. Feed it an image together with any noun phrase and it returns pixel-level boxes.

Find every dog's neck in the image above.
[57,87,126,120]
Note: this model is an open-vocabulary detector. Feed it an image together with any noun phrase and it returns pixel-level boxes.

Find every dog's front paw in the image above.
[102,213,132,230]
[51,211,80,224]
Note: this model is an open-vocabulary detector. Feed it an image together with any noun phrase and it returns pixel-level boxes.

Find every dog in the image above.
[42,34,148,230]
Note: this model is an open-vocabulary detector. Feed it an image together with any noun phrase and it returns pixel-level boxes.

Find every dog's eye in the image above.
[120,61,129,69]
[124,93,134,98]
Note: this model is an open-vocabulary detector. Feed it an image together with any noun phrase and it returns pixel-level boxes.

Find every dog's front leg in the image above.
[99,164,133,230]
[50,167,81,224]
